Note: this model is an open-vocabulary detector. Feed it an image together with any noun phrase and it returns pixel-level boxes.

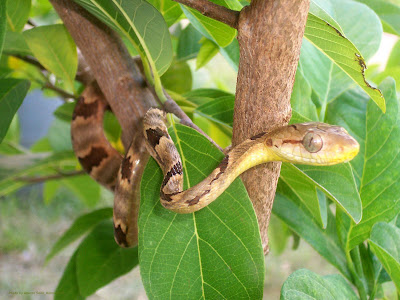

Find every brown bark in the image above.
[234,0,310,254]
[50,0,157,149]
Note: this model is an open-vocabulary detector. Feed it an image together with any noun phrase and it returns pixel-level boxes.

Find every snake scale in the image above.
[71,85,360,248]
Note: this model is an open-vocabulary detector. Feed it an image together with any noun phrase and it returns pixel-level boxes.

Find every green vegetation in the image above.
[1,0,400,299]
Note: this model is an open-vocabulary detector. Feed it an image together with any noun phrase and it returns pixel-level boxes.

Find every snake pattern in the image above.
[72,87,360,247]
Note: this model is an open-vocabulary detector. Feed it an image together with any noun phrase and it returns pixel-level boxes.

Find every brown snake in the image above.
[72,87,360,248]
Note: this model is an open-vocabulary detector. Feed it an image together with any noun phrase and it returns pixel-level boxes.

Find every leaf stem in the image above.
[346,248,368,300]
[42,81,78,100]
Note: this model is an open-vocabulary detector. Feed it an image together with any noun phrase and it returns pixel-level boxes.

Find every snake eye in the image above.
[302,132,323,153]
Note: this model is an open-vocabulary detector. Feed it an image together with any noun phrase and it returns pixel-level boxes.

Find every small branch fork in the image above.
[173,0,240,29]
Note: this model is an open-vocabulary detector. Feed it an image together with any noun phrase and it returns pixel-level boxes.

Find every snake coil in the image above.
[72,87,360,248]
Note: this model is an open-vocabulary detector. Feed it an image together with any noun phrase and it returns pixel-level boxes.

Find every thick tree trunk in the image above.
[234,0,310,254]
[50,0,157,150]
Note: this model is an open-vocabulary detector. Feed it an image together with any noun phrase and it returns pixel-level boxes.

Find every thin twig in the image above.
[10,54,46,70]
[173,0,240,29]
[42,81,77,100]
[163,92,223,152]
[16,170,86,183]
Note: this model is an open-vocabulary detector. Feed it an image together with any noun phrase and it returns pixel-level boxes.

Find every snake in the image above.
[71,87,360,247]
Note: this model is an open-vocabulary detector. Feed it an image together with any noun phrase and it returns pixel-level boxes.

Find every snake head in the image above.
[268,123,360,166]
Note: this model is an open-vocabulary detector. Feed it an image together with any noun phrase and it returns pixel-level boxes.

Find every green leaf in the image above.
[139,124,264,299]
[46,208,112,262]
[387,40,400,68]
[2,31,32,56]
[355,0,400,35]
[43,180,60,204]
[184,88,232,100]
[0,115,25,155]
[195,95,234,127]
[280,161,361,226]
[181,0,243,47]
[146,0,182,27]
[347,78,400,250]
[299,40,354,120]
[309,0,342,31]
[0,0,6,58]
[6,0,30,32]
[325,87,368,189]
[54,252,84,300]
[369,222,400,292]
[48,118,73,152]
[219,39,239,71]
[23,25,77,90]
[279,164,324,227]
[281,269,358,299]
[53,102,75,122]
[196,38,219,69]
[291,68,318,121]
[268,214,290,255]
[329,0,382,60]
[161,60,192,94]
[177,24,203,61]
[180,1,238,47]
[0,78,30,143]
[304,13,385,112]
[75,220,138,297]
[73,0,172,76]
[274,183,351,279]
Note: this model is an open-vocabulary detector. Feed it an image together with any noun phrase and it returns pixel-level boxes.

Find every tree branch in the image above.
[50,0,158,150]
[17,170,85,183]
[173,0,240,29]
[233,0,310,254]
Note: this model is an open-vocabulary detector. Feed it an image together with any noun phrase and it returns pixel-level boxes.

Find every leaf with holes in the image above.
[304,11,385,112]
[23,25,77,90]
[346,78,400,250]
[139,123,264,299]
[73,0,172,77]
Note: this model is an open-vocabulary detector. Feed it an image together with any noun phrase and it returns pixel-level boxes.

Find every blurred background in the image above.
[0,26,399,300]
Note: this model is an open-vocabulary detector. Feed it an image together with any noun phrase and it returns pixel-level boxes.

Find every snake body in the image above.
[143,108,359,214]
[72,92,359,247]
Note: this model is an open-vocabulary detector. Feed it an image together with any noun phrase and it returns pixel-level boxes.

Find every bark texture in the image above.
[50,0,157,150]
[234,0,310,254]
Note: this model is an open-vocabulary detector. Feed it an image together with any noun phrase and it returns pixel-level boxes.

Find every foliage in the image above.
[0,0,400,299]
